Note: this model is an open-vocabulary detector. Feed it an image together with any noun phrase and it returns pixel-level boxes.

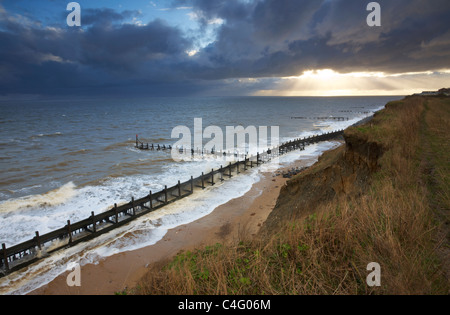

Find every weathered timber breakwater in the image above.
[0,129,344,277]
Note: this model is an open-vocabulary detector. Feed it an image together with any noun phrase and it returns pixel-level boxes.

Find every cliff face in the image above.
[262,127,385,233]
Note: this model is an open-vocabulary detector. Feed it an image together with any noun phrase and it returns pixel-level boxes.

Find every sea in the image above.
[0,96,400,294]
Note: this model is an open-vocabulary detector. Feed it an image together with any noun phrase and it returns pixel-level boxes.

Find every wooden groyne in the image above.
[136,135,247,159]
[291,116,349,121]
[135,135,172,151]
[0,129,344,277]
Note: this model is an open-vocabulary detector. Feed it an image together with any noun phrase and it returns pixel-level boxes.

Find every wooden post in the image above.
[257,152,260,166]
[131,197,136,216]
[211,169,214,185]
[201,172,205,189]
[220,166,224,181]
[164,186,168,203]
[178,180,181,197]
[237,161,240,174]
[35,231,41,250]
[114,204,118,223]
[149,191,153,209]
[91,212,97,233]
[67,220,73,244]
[229,162,232,177]
[190,176,194,192]
[2,243,9,271]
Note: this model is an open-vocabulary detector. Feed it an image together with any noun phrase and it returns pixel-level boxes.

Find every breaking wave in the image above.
[0,182,78,214]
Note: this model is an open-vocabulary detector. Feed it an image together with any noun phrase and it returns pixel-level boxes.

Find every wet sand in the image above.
[30,157,318,295]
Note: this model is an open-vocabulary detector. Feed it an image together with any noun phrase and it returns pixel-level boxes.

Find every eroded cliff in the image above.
[263,119,386,233]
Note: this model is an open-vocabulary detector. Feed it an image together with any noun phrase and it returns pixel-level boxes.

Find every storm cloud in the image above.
[0,0,449,96]
[187,0,450,77]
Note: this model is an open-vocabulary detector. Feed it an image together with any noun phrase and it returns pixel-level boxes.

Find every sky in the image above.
[0,0,450,97]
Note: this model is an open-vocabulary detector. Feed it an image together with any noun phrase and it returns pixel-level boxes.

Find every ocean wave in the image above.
[62,149,90,157]
[103,141,133,151]
[29,132,63,140]
[7,185,43,195]
[0,182,78,214]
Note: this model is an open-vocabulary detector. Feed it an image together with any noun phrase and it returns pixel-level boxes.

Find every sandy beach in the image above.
[29,155,320,295]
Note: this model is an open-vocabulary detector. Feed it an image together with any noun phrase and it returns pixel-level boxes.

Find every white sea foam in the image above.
[30,132,63,139]
[0,182,78,215]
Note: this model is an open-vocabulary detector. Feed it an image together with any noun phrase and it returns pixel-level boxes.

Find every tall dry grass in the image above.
[133,96,449,295]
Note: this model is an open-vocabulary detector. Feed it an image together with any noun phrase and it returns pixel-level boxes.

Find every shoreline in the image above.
[29,150,334,295]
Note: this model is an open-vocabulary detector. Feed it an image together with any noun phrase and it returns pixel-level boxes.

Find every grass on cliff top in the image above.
[132,96,449,295]
[345,99,413,147]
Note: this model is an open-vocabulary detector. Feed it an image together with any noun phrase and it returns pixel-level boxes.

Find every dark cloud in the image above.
[177,0,253,24]
[79,19,191,72]
[0,6,192,95]
[81,8,142,26]
[187,0,450,78]
[1,0,450,96]
[252,0,324,42]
